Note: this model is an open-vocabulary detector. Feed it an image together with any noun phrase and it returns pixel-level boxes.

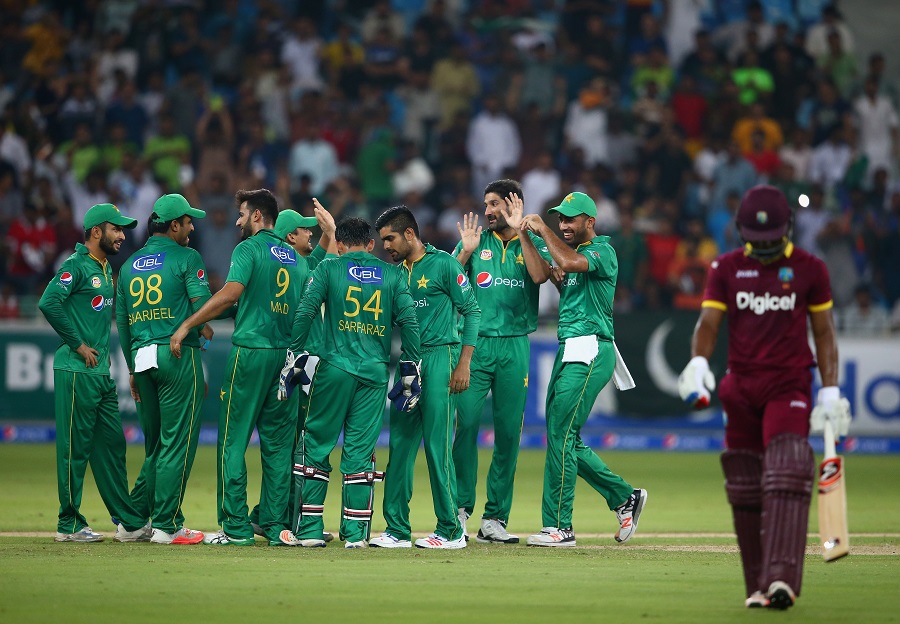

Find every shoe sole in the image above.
[369,542,412,548]
[615,489,648,544]
[766,582,795,610]
[414,543,466,549]
[475,533,520,544]
[170,536,204,545]
[525,540,576,547]
[205,538,256,546]
[55,536,103,543]
[114,536,150,542]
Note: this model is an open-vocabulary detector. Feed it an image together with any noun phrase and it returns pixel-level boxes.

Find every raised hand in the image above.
[313,197,336,236]
[501,192,525,231]
[456,212,482,254]
[520,214,546,235]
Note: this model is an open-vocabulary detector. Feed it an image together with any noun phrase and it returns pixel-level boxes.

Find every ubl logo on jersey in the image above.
[736,291,796,315]
[91,295,113,311]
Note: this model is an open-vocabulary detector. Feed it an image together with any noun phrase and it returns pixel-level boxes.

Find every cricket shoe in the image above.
[275,530,326,548]
[151,527,204,545]
[765,581,796,610]
[251,522,266,537]
[369,532,412,548]
[323,532,334,542]
[55,527,104,543]
[345,540,368,548]
[476,518,519,544]
[114,522,152,542]
[458,508,470,542]
[614,488,648,543]
[745,591,769,608]
[414,533,467,549]
[526,527,575,547]
[203,530,255,546]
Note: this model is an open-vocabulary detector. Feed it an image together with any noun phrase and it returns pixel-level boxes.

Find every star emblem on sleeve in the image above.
[523,375,528,388]
[220,389,226,400]
[417,275,429,289]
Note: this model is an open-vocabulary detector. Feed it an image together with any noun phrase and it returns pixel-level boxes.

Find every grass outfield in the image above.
[1,445,898,623]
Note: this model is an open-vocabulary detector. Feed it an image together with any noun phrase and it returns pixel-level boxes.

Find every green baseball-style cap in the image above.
[83,203,138,230]
[275,209,318,239]
[151,194,206,223]
[548,192,598,218]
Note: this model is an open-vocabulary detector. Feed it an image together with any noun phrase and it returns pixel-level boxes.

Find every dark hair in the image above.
[335,217,374,247]
[148,212,186,235]
[483,179,523,202]
[375,205,419,237]
[235,188,279,226]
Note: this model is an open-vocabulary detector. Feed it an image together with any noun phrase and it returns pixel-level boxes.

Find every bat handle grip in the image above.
[823,419,837,459]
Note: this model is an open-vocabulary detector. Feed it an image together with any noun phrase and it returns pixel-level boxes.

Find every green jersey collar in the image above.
[577,235,609,250]
[75,242,109,270]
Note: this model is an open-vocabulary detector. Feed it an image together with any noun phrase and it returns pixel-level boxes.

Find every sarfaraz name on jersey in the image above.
[269,244,297,265]
[347,265,383,284]
[132,253,166,273]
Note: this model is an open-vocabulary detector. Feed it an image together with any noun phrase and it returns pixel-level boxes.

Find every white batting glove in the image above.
[810,386,852,440]
[678,356,716,409]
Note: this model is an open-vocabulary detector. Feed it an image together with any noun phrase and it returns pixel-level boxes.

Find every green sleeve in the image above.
[527,231,554,263]
[289,266,327,352]
[225,241,254,286]
[445,256,481,347]
[114,270,134,371]
[582,244,617,278]
[451,240,468,267]
[392,269,421,362]
[184,250,213,307]
[38,262,84,351]
[307,245,328,270]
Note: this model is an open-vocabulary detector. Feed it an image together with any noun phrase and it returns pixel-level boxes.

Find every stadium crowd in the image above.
[1,0,899,334]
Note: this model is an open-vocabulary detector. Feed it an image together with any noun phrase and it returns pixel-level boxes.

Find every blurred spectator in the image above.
[105,80,149,148]
[632,46,674,100]
[51,204,82,270]
[809,79,849,145]
[517,43,566,117]
[364,27,403,90]
[93,30,138,105]
[206,24,243,90]
[466,94,521,197]
[817,30,857,98]
[854,76,899,180]
[59,80,99,141]
[767,43,809,127]
[167,9,207,76]
[840,284,890,336]
[866,53,899,108]
[805,4,854,59]
[401,25,437,79]
[431,42,480,129]
[356,123,396,212]
[676,217,719,262]
[628,13,667,66]
[362,0,407,44]
[817,216,860,308]
[108,156,159,240]
[644,214,682,308]
[393,140,435,199]
[239,120,282,190]
[101,122,138,172]
[253,49,292,142]
[143,114,190,191]
[580,14,619,80]
[281,17,324,94]
[322,22,366,98]
[707,189,741,253]
[521,151,561,216]
[288,122,339,197]
[693,133,726,207]
[632,80,667,130]
[0,161,25,228]
[197,202,239,287]
[5,203,56,295]
[731,50,774,106]
[606,113,640,170]
[745,129,781,177]
[809,125,852,188]
[435,192,478,250]
[66,168,110,227]
[680,30,729,99]
[714,1,774,62]
[56,122,101,184]
[670,75,708,142]
[609,210,648,312]
[667,238,711,310]
[564,78,609,167]
[779,127,813,182]
[711,141,758,210]
[0,283,19,318]
[664,0,704,68]
[732,102,784,153]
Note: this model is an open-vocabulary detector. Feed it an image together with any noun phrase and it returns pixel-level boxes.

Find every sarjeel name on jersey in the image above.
[128,307,174,324]
[338,319,386,336]
[736,291,796,315]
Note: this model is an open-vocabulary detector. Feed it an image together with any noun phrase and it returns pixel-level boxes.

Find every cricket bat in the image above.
[818,419,849,562]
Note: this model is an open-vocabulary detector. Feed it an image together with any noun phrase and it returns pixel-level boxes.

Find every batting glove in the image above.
[277,350,311,401]
[677,356,716,409]
[388,360,422,412]
[810,386,851,440]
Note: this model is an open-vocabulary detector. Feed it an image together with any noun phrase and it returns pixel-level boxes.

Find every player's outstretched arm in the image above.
[454,212,482,267]
[502,192,550,284]
[678,307,724,409]
[521,214,589,273]
[809,308,851,438]
[170,281,244,358]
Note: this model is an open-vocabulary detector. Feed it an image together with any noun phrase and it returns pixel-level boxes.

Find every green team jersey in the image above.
[453,231,551,337]
[114,236,212,370]
[38,243,116,376]
[301,246,333,356]
[402,244,481,348]
[558,236,617,342]
[227,229,308,349]
[290,251,420,386]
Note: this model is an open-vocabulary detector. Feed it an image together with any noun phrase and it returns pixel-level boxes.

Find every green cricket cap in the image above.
[549,192,598,218]
[275,209,318,239]
[83,203,138,230]
[151,194,206,223]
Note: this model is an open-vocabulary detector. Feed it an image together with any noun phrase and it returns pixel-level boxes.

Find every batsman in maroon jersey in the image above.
[677,185,850,611]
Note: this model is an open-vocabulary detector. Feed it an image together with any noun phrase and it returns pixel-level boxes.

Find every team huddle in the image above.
[38,179,851,609]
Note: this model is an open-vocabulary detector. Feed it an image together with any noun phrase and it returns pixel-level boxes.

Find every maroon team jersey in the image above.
[702,243,833,373]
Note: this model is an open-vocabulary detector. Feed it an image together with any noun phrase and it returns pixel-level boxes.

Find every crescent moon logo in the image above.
[645,320,680,396]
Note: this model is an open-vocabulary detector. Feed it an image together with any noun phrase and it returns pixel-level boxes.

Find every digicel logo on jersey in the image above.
[736,291,796,315]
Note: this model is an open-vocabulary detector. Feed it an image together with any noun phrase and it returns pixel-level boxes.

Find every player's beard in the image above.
[98,229,121,255]
[239,220,254,240]
[487,213,508,232]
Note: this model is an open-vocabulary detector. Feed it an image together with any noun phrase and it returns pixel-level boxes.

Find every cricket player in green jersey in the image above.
[278,217,421,548]
[249,205,337,541]
[452,179,553,543]
[115,194,210,545]
[520,192,647,548]
[370,206,481,550]
[170,189,313,546]
[39,203,149,543]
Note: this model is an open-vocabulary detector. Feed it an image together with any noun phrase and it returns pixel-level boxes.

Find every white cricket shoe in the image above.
[55,527,104,543]
[345,540,368,548]
[151,527,204,545]
[745,591,769,608]
[369,532,412,548]
[526,527,576,547]
[203,530,255,546]
[114,522,151,542]
[766,581,796,610]
[414,533,467,549]
[614,488,648,543]
[277,530,326,548]
[458,508,470,542]
[476,518,519,544]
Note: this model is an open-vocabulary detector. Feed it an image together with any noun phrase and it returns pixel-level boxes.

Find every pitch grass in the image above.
[1,445,898,624]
